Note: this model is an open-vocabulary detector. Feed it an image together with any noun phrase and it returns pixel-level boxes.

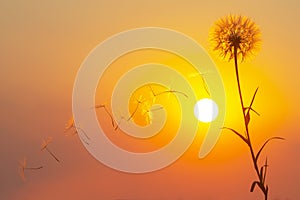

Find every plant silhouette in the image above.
[210,14,284,200]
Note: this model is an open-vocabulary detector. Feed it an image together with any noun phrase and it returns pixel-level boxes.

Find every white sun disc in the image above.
[194,98,219,123]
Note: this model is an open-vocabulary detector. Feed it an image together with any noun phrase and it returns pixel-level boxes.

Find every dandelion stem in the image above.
[234,46,268,200]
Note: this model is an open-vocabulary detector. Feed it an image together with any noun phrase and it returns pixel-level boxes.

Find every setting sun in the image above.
[194,98,219,123]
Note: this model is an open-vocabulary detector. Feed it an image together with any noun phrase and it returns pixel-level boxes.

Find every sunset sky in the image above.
[1,1,300,200]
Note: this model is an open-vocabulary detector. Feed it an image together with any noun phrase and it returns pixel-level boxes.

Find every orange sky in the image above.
[0,1,299,200]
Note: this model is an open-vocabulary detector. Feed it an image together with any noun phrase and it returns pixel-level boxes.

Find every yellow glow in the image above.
[128,84,184,127]
[96,48,208,153]
[95,47,289,160]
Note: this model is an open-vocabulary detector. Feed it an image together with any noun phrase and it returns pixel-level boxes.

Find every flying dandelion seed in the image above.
[127,95,147,122]
[41,137,60,163]
[141,104,164,125]
[64,116,75,133]
[140,102,153,124]
[164,78,176,99]
[114,112,126,131]
[210,14,261,61]
[148,84,188,99]
[113,107,134,131]
[64,116,90,144]
[120,83,188,125]
[94,104,117,128]
[188,72,210,96]
[114,94,162,128]
[18,158,27,181]
[18,158,43,181]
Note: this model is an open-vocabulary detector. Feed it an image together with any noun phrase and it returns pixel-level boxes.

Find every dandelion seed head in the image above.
[210,15,261,61]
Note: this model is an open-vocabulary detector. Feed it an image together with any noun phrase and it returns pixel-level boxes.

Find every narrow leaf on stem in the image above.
[250,181,260,192]
[221,127,249,145]
[263,157,268,184]
[255,137,285,162]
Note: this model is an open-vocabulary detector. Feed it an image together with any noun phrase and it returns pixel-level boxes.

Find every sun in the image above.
[194,98,219,123]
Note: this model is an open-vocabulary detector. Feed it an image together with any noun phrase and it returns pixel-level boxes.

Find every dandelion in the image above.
[41,137,60,163]
[210,14,261,62]
[211,15,283,200]
[210,15,261,125]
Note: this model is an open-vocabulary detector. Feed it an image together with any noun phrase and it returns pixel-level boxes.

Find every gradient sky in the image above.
[1,1,300,200]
